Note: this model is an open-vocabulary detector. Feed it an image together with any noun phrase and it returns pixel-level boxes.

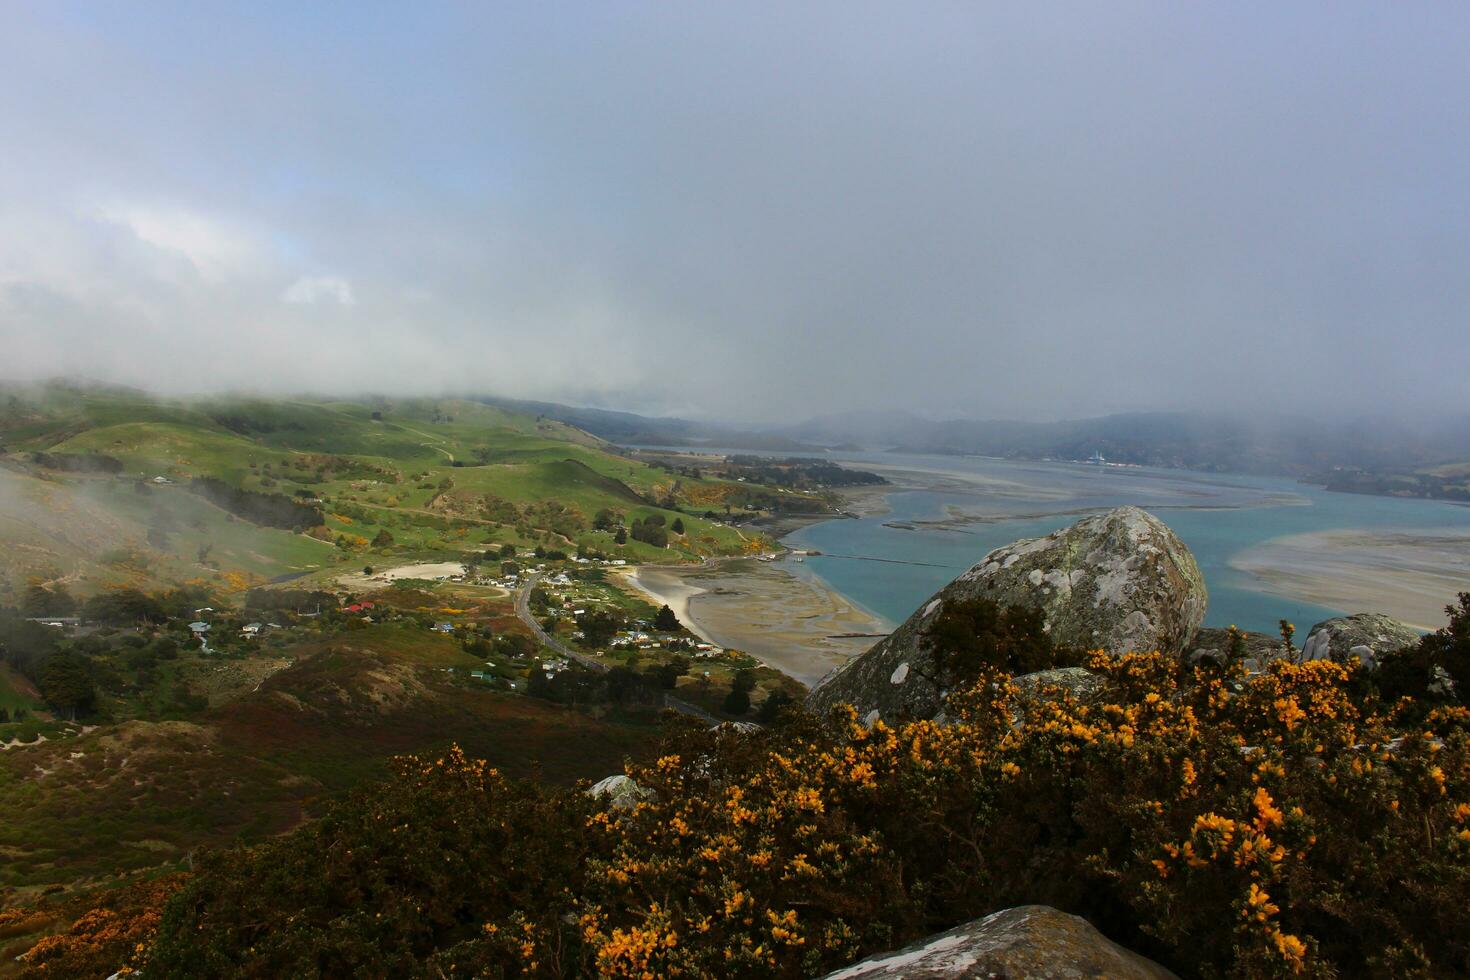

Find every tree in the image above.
[39,653,96,720]
[22,584,76,618]
[371,529,395,548]
[757,689,794,723]
[653,604,680,632]
[613,527,628,545]
[650,656,690,690]
[579,611,621,648]
[593,509,619,531]
[499,543,517,559]
[722,683,751,716]
[671,518,685,535]
[83,589,167,627]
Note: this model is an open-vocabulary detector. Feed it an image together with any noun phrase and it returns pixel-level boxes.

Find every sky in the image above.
[2,3,1468,424]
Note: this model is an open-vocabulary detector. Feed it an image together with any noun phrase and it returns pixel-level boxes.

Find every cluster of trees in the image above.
[721,456,888,490]
[189,477,324,531]
[25,584,212,627]
[629,515,669,548]
[143,594,1470,977]
[0,607,96,720]
[577,610,622,648]
[527,657,690,708]
[652,604,680,631]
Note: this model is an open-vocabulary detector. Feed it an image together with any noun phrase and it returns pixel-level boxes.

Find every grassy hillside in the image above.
[0,383,802,603]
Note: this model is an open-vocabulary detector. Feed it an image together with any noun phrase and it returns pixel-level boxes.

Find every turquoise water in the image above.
[782,453,1470,633]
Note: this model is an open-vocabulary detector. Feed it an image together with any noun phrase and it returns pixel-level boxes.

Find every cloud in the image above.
[281,276,355,306]
[92,203,270,283]
[0,3,1468,422]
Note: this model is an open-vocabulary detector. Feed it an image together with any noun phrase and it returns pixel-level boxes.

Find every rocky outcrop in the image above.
[1300,613,1420,669]
[586,774,651,810]
[807,507,1206,721]
[1012,666,1107,705]
[818,905,1178,979]
[1188,627,1293,672]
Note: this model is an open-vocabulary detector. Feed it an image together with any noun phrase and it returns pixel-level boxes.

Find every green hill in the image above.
[0,383,795,603]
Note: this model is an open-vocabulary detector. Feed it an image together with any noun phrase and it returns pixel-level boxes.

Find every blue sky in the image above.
[2,3,1468,423]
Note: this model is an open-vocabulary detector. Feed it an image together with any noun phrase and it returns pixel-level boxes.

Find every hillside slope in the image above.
[0,384,798,602]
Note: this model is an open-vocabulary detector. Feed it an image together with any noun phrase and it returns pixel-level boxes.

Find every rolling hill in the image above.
[0,382,795,603]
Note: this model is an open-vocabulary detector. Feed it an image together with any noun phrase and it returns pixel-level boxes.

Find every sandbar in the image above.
[1231,528,1470,630]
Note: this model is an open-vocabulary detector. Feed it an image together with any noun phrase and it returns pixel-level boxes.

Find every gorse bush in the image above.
[143,634,1470,978]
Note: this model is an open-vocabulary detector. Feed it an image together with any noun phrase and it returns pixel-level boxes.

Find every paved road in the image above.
[514,572,750,727]
[515,572,608,672]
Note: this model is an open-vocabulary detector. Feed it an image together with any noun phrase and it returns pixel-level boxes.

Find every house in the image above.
[188,621,210,635]
[27,616,79,629]
[241,623,262,637]
[433,622,455,633]
[152,476,173,485]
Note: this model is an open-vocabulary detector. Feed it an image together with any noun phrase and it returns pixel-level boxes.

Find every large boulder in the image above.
[817,905,1178,980]
[807,507,1206,721]
[1300,613,1420,669]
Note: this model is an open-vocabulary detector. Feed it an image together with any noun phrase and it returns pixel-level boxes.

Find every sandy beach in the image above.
[337,560,472,590]
[1232,528,1470,630]
[619,558,892,688]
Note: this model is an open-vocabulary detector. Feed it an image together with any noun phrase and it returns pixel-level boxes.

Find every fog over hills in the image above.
[3,4,1469,422]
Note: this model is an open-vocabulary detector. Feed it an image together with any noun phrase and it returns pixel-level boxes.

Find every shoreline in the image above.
[618,556,892,688]
[616,484,900,688]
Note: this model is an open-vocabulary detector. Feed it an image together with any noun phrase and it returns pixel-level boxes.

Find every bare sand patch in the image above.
[338,561,468,589]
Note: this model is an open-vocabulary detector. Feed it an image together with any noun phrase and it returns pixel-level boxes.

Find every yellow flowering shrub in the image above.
[146,648,1470,978]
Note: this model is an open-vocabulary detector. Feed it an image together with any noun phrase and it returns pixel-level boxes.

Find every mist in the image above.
[3,3,1468,424]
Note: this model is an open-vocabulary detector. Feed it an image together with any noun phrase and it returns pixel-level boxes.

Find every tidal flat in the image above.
[1231,528,1470,630]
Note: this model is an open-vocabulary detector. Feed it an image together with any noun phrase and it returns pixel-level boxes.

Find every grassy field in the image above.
[0,383,805,605]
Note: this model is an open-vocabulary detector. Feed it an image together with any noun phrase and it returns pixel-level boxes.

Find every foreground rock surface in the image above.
[808,507,1206,721]
[818,905,1178,980]
[1300,613,1420,669]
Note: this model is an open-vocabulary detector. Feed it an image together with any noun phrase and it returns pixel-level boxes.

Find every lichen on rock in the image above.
[1300,613,1420,669]
[817,905,1178,979]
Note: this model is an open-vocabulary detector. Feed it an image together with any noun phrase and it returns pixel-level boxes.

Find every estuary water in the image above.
[781,452,1470,634]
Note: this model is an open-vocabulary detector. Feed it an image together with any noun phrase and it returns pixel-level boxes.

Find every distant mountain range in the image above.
[481,396,1470,484]
[475,396,816,451]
